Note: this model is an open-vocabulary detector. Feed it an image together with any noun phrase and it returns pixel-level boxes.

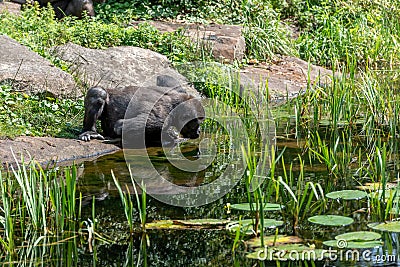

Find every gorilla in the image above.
[9,0,104,18]
[79,75,205,148]
[51,0,95,19]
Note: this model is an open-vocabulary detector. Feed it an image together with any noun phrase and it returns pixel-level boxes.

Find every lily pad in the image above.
[146,219,228,230]
[230,203,283,212]
[369,189,400,202]
[227,219,283,235]
[173,219,230,226]
[247,244,332,261]
[323,240,383,249]
[308,215,353,226]
[247,235,303,248]
[326,190,367,200]
[146,220,185,230]
[356,182,398,191]
[335,231,381,241]
[368,221,400,233]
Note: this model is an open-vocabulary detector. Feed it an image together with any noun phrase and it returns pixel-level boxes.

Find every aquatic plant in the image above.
[112,165,147,233]
[0,156,82,263]
[277,155,325,234]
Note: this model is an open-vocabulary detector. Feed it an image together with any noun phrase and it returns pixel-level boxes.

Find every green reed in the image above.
[0,158,80,264]
[277,155,325,234]
[112,165,147,233]
[363,144,394,221]
[0,170,16,258]
[289,61,400,222]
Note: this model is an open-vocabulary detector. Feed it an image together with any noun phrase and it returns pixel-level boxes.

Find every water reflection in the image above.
[77,145,211,202]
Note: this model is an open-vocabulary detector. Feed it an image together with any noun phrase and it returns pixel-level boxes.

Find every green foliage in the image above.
[1,0,397,67]
[98,0,400,67]
[0,162,79,261]
[296,0,400,68]
[0,4,208,63]
[0,83,84,138]
[95,0,296,60]
[242,4,295,60]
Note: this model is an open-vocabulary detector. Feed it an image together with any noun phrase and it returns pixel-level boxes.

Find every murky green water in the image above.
[3,115,400,266]
[68,120,400,266]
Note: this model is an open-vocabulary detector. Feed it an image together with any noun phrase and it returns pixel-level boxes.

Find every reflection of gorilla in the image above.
[79,75,205,147]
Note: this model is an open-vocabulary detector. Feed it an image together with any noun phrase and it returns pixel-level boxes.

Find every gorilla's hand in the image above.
[79,131,105,141]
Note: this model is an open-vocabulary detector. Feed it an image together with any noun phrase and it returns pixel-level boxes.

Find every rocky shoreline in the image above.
[0,20,332,167]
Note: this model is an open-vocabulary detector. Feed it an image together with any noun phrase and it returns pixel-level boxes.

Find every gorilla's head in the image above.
[81,0,95,17]
[170,96,205,140]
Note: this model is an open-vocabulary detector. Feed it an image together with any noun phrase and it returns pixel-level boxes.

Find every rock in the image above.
[0,1,21,16]
[0,35,79,98]
[53,42,199,96]
[131,21,246,63]
[0,136,120,168]
[240,56,334,104]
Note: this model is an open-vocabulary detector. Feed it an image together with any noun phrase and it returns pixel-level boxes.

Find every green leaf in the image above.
[326,190,367,200]
[356,182,398,191]
[308,215,353,226]
[230,202,283,211]
[246,235,303,248]
[368,221,400,233]
[335,231,381,241]
[226,219,284,235]
[146,219,229,230]
[173,219,230,226]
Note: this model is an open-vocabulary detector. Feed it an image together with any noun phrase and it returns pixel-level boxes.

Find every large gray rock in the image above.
[53,42,199,96]
[0,35,79,97]
[131,21,246,63]
[0,136,119,168]
[0,1,21,16]
[240,56,334,104]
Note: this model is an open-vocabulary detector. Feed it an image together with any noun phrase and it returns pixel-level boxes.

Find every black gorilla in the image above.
[79,75,204,148]
[9,0,104,18]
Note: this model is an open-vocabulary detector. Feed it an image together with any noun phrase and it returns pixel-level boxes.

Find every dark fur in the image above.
[79,76,204,148]
[9,0,102,18]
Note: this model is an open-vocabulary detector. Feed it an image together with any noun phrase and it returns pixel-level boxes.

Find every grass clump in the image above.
[95,0,296,61]
[0,83,84,138]
[0,161,79,259]
[96,0,400,67]
[296,0,400,68]
[0,3,209,63]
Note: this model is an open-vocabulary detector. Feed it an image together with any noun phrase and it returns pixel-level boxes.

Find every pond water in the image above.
[66,115,399,266]
[3,113,400,266]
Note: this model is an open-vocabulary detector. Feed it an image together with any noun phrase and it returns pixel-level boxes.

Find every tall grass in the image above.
[243,4,295,60]
[297,0,400,68]
[0,158,80,263]
[286,48,400,224]
[112,165,147,233]
[277,155,325,234]
[0,4,211,65]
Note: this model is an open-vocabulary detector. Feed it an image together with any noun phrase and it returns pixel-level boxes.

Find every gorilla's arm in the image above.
[79,87,108,141]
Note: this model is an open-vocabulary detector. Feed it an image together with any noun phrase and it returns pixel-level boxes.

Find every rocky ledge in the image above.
[0,136,119,168]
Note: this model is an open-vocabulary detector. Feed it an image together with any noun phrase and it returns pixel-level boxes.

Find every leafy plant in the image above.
[0,83,84,138]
